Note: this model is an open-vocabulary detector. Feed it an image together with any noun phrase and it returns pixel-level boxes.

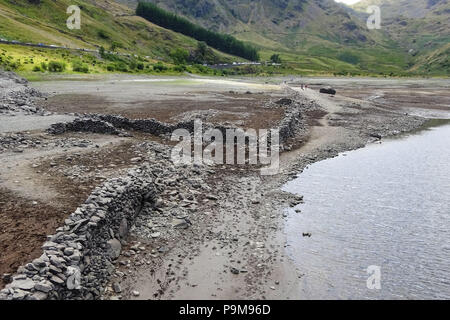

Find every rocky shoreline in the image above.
[0,71,430,300]
[0,72,316,300]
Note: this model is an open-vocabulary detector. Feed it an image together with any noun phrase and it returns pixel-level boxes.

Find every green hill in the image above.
[0,0,241,76]
[136,2,259,60]
[123,0,449,76]
[122,0,414,75]
[0,0,447,76]
[351,0,450,75]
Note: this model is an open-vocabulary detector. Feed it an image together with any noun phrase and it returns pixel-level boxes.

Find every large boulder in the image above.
[319,87,336,95]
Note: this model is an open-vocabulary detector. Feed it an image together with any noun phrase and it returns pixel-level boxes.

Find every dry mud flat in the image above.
[0,72,441,300]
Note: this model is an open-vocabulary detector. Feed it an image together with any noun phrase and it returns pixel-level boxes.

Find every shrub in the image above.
[48,61,66,72]
[72,60,89,73]
[153,62,168,72]
[173,65,187,72]
[8,61,21,71]
[193,64,209,73]
[129,60,137,70]
[270,54,282,64]
[40,62,48,71]
[32,65,42,72]
[114,62,128,72]
[0,57,21,71]
[97,29,110,39]
[110,41,123,51]
[170,48,189,65]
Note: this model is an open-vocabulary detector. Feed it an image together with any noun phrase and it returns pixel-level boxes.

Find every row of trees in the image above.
[136,2,259,61]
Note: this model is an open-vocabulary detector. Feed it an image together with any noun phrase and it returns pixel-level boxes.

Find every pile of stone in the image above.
[47,113,196,138]
[0,133,95,153]
[0,133,43,152]
[0,71,46,115]
[274,93,323,146]
[47,95,313,148]
[276,104,304,144]
[48,118,123,136]
[98,114,195,136]
[0,165,157,300]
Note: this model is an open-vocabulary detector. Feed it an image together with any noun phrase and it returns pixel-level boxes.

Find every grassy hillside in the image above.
[352,0,450,75]
[1,0,446,76]
[136,2,259,60]
[122,0,449,76]
[0,0,242,76]
[123,0,416,76]
[353,0,448,19]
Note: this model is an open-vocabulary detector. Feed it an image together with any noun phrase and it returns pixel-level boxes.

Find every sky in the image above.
[335,0,362,5]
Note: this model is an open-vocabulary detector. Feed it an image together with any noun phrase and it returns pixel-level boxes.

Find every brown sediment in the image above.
[41,92,285,130]
[0,189,66,287]
[328,87,450,111]
[0,137,163,288]
[2,74,447,299]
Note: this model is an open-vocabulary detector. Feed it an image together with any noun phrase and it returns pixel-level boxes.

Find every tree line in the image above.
[136,2,259,61]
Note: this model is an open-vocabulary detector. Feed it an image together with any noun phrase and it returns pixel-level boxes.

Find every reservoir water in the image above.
[283,122,450,299]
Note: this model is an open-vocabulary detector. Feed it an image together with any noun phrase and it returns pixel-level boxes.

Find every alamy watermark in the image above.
[66,5,81,30]
[366,265,381,290]
[366,6,381,30]
[170,120,280,176]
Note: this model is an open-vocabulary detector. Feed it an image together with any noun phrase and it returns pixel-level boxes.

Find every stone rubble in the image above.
[0,71,46,115]
[0,132,94,153]
[46,92,319,150]
[1,71,429,300]
[0,80,316,300]
[0,164,157,300]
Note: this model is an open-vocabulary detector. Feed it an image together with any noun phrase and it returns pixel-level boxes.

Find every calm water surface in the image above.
[283,123,450,299]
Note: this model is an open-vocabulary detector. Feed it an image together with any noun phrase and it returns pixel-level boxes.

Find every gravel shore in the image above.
[1,72,445,299]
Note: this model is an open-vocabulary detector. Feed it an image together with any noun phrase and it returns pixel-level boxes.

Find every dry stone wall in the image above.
[0,165,156,300]
[47,98,308,146]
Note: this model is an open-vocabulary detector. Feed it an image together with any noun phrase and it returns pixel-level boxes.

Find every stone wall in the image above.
[0,71,45,115]
[0,165,156,300]
[47,114,195,137]
[0,95,308,300]
[47,101,306,146]
[47,118,123,136]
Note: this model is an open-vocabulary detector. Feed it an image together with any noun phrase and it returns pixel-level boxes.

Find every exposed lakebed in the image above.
[283,121,450,299]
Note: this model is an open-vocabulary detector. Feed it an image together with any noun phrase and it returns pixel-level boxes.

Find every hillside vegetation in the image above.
[126,0,411,75]
[352,0,450,75]
[123,0,449,76]
[136,2,259,61]
[0,0,447,76]
[0,0,242,76]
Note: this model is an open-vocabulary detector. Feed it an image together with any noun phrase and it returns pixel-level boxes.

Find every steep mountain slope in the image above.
[351,0,450,74]
[123,0,412,75]
[0,0,237,71]
[353,0,449,19]
[1,0,446,75]
[133,0,379,46]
